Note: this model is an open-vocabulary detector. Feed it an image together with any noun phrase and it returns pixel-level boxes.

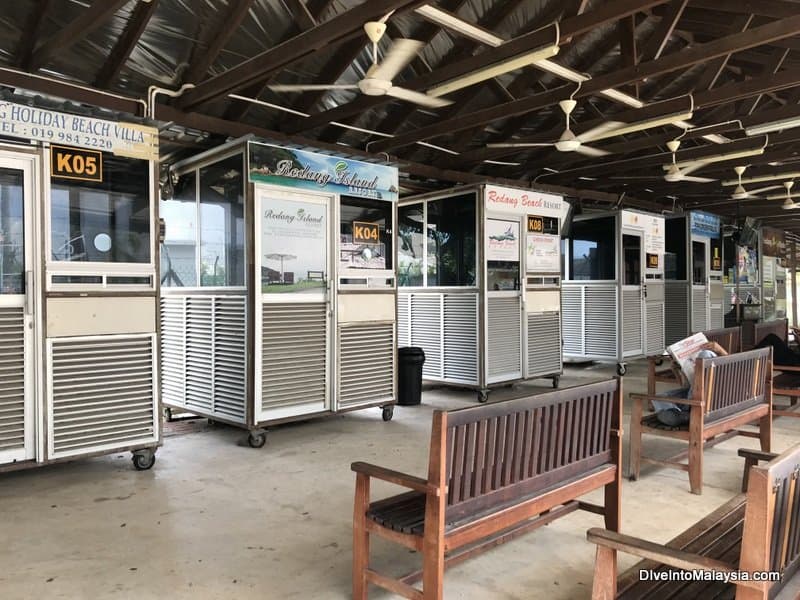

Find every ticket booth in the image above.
[664,211,724,344]
[160,138,398,447]
[397,184,567,402]
[562,210,666,375]
[0,99,160,473]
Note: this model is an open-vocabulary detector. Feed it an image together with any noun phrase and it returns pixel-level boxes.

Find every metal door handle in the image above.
[24,270,33,315]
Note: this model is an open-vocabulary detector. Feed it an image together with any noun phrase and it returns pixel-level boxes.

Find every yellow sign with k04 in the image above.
[353,221,380,244]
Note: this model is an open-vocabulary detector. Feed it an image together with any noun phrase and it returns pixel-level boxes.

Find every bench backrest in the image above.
[740,443,800,597]
[702,325,741,354]
[431,379,621,522]
[754,318,788,347]
[694,347,772,422]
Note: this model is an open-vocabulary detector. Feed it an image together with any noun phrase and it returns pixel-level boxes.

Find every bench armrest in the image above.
[351,461,440,496]
[737,448,778,463]
[774,364,800,373]
[587,527,734,573]
[630,393,704,408]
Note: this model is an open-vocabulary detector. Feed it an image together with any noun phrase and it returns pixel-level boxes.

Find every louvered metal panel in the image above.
[410,294,442,379]
[262,302,327,410]
[622,289,642,354]
[710,304,723,330]
[397,293,410,347]
[339,322,394,408]
[159,295,247,423]
[561,285,584,356]
[691,287,708,332]
[0,307,25,455]
[527,311,561,377]
[645,301,665,355]
[664,282,689,345]
[487,296,521,381]
[584,286,617,358]
[443,294,478,384]
[49,334,157,458]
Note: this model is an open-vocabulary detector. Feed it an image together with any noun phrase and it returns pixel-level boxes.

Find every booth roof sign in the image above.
[484,184,564,219]
[690,211,721,238]
[0,101,158,161]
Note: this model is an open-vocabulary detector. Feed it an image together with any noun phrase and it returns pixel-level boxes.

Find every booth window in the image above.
[398,203,423,286]
[0,168,24,293]
[199,155,245,286]
[160,172,197,287]
[664,218,686,280]
[340,196,393,271]
[692,240,706,284]
[50,154,150,264]
[568,217,614,280]
[426,194,476,286]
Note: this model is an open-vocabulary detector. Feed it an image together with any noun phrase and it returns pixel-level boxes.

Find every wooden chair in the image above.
[629,347,773,494]
[589,442,800,599]
[752,318,788,350]
[351,379,623,600]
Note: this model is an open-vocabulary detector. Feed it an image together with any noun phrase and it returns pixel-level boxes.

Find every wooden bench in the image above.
[588,442,800,599]
[629,347,773,494]
[351,379,623,600]
[753,318,788,349]
[646,326,742,395]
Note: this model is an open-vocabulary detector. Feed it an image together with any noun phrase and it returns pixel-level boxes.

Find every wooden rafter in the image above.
[368,14,800,154]
[282,0,317,32]
[183,0,255,85]
[15,0,52,68]
[638,0,687,62]
[28,0,130,71]
[690,0,800,20]
[179,0,426,109]
[94,0,159,88]
[618,15,638,96]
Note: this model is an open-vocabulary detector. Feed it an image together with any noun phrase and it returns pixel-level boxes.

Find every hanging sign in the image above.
[484,184,565,219]
[689,211,721,238]
[486,219,520,262]
[248,142,399,201]
[527,214,559,235]
[352,221,380,244]
[0,101,157,160]
[50,145,102,182]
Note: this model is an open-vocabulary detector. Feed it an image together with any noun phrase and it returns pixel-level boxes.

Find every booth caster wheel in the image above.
[381,406,394,422]
[552,376,560,389]
[616,363,627,376]
[478,390,489,403]
[247,430,267,449]
[132,449,156,471]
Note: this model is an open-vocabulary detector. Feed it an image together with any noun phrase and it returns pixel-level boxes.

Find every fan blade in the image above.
[681,176,716,183]
[574,145,611,157]
[576,121,624,143]
[386,86,452,108]
[486,142,553,148]
[371,39,424,82]
[268,84,359,92]
[748,185,783,195]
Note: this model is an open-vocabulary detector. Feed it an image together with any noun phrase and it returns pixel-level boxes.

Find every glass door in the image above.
[621,232,644,357]
[255,186,331,421]
[0,155,35,465]
[691,238,709,331]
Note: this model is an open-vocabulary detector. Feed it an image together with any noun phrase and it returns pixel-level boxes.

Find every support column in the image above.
[792,240,798,327]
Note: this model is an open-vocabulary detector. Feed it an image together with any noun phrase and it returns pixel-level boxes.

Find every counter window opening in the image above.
[340,195,393,280]
[47,152,155,289]
[397,193,476,288]
[160,153,245,289]
[564,216,615,281]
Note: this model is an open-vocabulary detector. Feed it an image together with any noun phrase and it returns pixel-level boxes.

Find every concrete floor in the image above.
[2,360,800,599]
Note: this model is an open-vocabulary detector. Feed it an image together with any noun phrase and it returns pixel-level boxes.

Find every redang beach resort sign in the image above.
[484,184,566,220]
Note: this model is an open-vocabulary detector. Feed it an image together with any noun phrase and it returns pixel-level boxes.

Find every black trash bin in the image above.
[397,347,425,406]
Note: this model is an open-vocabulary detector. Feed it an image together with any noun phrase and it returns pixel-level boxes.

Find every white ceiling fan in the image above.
[663,139,716,183]
[268,21,452,109]
[766,181,799,209]
[729,166,782,200]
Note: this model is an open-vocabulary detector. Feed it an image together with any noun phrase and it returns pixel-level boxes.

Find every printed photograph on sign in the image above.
[486,219,519,262]
[260,195,327,293]
[340,196,392,271]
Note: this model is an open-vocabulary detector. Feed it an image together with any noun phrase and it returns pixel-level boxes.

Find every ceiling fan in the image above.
[268,21,452,109]
[663,139,715,183]
[765,181,799,210]
[729,166,782,200]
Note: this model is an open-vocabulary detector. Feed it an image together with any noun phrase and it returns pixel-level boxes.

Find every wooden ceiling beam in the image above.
[179,0,426,109]
[368,14,800,154]
[288,0,673,134]
[618,15,638,96]
[183,0,255,85]
[15,0,52,69]
[639,0,687,62]
[94,0,160,88]
[306,0,335,18]
[28,0,130,71]
[740,47,791,115]
[282,0,318,32]
[689,0,800,20]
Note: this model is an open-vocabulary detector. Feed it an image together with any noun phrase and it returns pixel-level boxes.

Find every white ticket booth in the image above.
[0,100,160,473]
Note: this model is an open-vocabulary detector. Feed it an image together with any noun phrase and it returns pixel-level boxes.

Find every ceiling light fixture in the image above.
[721,170,800,186]
[745,116,800,136]
[415,5,503,47]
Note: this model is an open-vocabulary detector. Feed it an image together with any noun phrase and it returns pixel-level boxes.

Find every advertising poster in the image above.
[260,195,327,293]
[486,219,520,262]
[526,233,560,272]
[621,210,665,263]
[340,221,386,270]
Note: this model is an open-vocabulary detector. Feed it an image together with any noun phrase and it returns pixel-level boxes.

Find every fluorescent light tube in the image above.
[415,5,503,47]
[721,171,800,186]
[427,45,560,97]
[746,117,800,136]
[588,111,693,142]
